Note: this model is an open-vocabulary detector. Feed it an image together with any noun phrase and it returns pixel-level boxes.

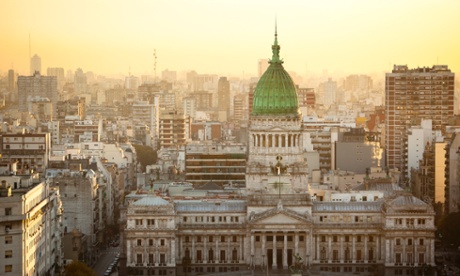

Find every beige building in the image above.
[0,133,51,174]
[0,176,62,276]
[385,65,454,175]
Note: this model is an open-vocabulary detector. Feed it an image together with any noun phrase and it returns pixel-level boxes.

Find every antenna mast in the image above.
[153,49,157,81]
[29,33,31,74]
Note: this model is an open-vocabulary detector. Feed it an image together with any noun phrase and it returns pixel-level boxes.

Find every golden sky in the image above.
[1,0,460,78]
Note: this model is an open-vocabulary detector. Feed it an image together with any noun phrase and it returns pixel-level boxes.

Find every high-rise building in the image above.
[257,58,269,78]
[30,54,41,75]
[161,69,177,83]
[47,67,65,90]
[132,101,159,146]
[232,93,245,127]
[0,179,63,276]
[17,72,58,115]
[7,69,15,91]
[385,65,455,175]
[319,78,337,107]
[217,77,230,114]
[444,129,460,214]
[159,111,189,149]
[74,68,88,94]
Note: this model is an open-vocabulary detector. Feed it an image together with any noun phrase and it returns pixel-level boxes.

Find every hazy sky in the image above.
[2,0,460,78]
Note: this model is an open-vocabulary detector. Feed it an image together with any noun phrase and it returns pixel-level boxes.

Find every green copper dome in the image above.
[252,29,299,116]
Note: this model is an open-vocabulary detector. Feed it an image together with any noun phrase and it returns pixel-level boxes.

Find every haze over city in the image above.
[2,0,460,78]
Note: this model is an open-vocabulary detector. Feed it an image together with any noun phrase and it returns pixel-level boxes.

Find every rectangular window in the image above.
[160,239,165,246]
[407,239,412,246]
[419,253,425,264]
[137,254,142,264]
[407,253,413,265]
[147,219,155,226]
[221,236,225,242]
[5,236,12,244]
[395,253,401,264]
[5,265,12,273]
[149,239,153,246]
[5,250,12,258]
[135,219,143,226]
[419,239,424,246]
[255,235,260,242]
[5,208,12,216]
[396,238,401,246]
[209,236,213,243]
[149,253,154,264]
[299,235,304,242]
[137,239,142,246]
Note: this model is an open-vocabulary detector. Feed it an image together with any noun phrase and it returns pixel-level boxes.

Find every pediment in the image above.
[268,127,288,132]
[250,208,311,225]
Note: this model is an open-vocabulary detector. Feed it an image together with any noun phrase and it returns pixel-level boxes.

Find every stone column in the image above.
[156,239,159,265]
[192,236,195,262]
[385,239,390,264]
[352,235,356,264]
[294,232,299,255]
[340,235,344,263]
[430,238,435,264]
[251,235,255,255]
[171,238,176,265]
[204,236,207,264]
[316,235,319,261]
[376,235,379,261]
[364,235,368,263]
[328,235,332,263]
[240,235,244,262]
[402,238,406,265]
[272,234,276,268]
[283,234,288,268]
[307,232,311,264]
[215,236,218,262]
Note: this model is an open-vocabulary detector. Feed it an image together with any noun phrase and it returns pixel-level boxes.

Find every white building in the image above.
[0,176,62,276]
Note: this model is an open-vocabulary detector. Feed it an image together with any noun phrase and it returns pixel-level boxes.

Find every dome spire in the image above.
[271,19,282,64]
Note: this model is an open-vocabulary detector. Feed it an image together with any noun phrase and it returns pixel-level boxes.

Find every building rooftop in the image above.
[132,196,169,206]
[313,201,383,212]
[175,200,246,213]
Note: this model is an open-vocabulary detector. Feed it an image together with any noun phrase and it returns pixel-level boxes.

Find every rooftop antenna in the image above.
[153,49,157,81]
[29,32,31,73]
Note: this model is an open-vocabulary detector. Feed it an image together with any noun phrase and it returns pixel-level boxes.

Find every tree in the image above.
[64,261,98,276]
[132,144,157,172]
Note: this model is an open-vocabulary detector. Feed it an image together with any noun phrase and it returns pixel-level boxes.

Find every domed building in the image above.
[122,28,437,276]
[247,28,309,195]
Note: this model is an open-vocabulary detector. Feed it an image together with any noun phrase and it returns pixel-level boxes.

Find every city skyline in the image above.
[1,0,460,78]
